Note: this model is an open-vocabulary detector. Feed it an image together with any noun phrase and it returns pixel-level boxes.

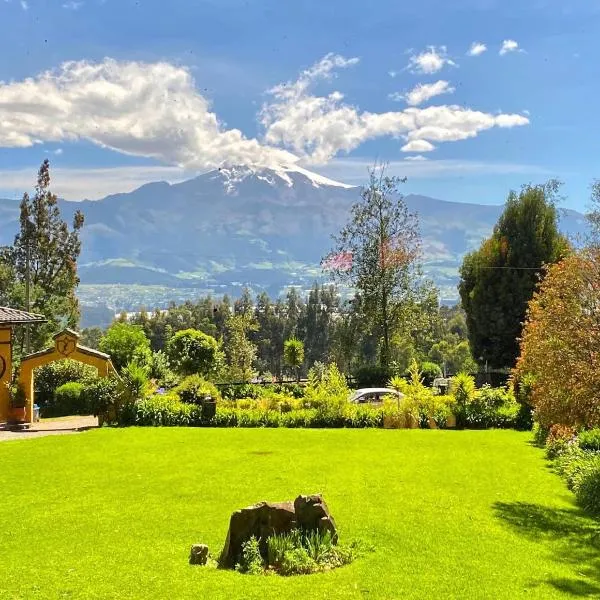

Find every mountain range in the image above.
[0,164,589,320]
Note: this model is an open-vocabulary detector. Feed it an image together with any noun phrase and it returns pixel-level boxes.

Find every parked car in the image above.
[349,387,404,405]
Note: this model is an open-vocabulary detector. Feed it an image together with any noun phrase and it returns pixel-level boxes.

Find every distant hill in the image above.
[0,164,589,317]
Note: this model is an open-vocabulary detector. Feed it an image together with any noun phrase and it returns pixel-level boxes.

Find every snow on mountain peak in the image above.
[215,163,355,194]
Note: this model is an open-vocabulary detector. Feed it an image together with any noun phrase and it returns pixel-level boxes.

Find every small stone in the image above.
[189,543,209,565]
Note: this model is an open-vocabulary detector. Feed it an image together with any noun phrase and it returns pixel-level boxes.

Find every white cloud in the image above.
[0,58,295,169]
[500,39,521,55]
[404,155,428,161]
[406,46,456,74]
[388,70,398,78]
[20,0,28,9]
[395,80,455,106]
[401,140,436,153]
[0,54,530,172]
[62,1,83,8]
[0,166,191,201]
[262,55,529,164]
[54,148,63,155]
[467,42,487,57]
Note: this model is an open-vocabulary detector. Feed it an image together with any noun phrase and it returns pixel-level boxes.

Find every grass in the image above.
[0,428,598,599]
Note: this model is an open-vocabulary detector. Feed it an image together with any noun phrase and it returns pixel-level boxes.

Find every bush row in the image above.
[544,425,600,517]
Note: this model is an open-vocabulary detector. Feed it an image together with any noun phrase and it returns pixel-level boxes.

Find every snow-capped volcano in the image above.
[214,164,356,194]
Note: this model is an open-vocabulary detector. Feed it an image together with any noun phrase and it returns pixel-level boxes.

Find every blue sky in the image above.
[0,0,598,209]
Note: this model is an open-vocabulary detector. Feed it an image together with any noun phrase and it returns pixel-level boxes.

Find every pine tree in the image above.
[0,160,84,354]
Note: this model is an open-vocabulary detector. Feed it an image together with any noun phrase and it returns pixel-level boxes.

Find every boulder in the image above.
[219,501,296,568]
[294,494,338,543]
[189,544,209,565]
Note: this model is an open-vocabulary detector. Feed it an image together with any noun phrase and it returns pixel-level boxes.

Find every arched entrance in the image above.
[19,329,116,423]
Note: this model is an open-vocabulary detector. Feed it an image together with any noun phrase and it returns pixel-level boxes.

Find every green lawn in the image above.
[0,429,598,599]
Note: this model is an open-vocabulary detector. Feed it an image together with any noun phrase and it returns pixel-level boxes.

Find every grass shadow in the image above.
[494,501,600,597]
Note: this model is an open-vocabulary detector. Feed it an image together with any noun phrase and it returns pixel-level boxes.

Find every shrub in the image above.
[148,351,178,388]
[99,323,151,371]
[578,429,600,453]
[80,377,120,424]
[134,394,201,426]
[254,529,355,576]
[353,364,393,388]
[236,537,264,575]
[463,385,520,429]
[575,460,600,516]
[305,363,349,421]
[165,329,223,377]
[554,446,597,492]
[545,424,577,459]
[451,372,476,428]
[419,361,443,385]
[52,382,86,416]
[35,360,98,415]
[220,383,263,400]
[175,375,220,405]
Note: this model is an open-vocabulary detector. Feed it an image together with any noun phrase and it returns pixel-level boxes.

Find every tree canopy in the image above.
[324,167,429,368]
[459,181,569,369]
[516,250,600,428]
[0,160,84,354]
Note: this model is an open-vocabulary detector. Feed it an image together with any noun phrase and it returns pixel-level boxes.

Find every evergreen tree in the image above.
[0,160,84,354]
[459,181,569,369]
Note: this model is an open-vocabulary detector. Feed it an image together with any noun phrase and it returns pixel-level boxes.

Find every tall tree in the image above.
[224,313,259,382]
[459,181,568,369]
[324,167,423,368]
[0,160,84,354]
[516,250,600,428]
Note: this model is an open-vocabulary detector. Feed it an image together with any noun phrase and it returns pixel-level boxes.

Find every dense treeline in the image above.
[81,286,474,381]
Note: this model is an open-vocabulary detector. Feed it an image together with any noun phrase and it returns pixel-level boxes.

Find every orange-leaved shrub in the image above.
[516,250,600,428]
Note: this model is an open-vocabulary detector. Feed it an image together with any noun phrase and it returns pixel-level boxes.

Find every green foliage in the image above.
[0,159,84,356]
[175,375,220,404]
[267,530,300,569]
[548,431,600,518]
[165,328,222,377]
[278,547,315,576]
[451,372,476,428]
[34,359,98,415]
[147,351,178,388]
[575,460,600,517]
[325,167,427,368]
[428,339,476,376]
[418,361,442,384]
[246,529,355,576]
[80,377,120,423]
[305,363,349,422]
[100,323,151,371]
[134,394,201,426]
[224,314,259,382]
[53,382,86,416]
[283,338,304,381]
[119,361,150,403]
[578,429,600,453]
[545,424,577,459]
[459,180,568,369]
[463,385,520,429]
[353,364,393,387]
[236,537,264,575]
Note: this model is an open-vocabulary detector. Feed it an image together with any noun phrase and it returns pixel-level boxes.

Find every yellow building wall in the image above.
[0,327,12,424]
[19,347,113,422]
